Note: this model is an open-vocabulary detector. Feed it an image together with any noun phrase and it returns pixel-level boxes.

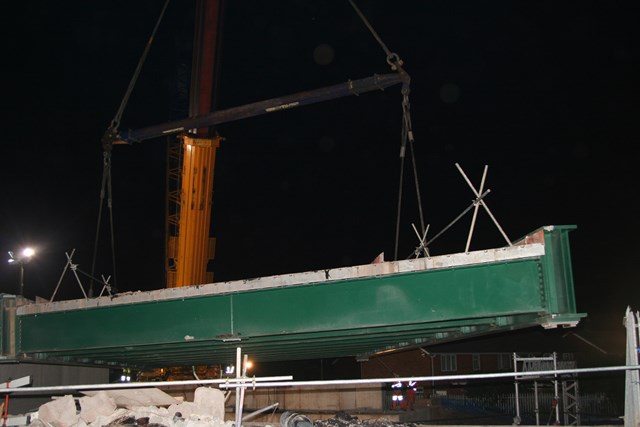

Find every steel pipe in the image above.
[0,375,292,394]
[219,365,640,389]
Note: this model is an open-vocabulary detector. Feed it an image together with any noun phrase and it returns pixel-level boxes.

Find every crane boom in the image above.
[163,0,222,288]
[115,72,407,144]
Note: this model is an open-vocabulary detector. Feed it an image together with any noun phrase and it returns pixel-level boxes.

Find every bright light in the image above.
[244,360,253,371]
[22,248,35,258]
[225,365,235,375]
[7,248,36,264]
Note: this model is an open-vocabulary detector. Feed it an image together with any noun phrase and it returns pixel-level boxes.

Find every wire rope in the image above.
[347,0,403,71]
[348,0,425,260]
[91,0,171,295]
[110,0,172,131]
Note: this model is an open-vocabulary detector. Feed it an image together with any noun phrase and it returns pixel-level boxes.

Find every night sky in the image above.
[2,1,639,356]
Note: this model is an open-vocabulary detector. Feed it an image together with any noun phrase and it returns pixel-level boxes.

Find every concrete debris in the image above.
[313,412,414,427]
[83,389,179,409]
[192,387,225,420]
[31,388,231,427]
[80,391,117,423]
[38,395,79,427]
[166,402,198,421]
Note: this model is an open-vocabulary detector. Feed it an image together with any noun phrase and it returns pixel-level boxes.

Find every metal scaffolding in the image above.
[624,307,640,427]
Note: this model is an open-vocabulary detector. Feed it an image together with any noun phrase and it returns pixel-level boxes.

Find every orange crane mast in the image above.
[166,0,222,288]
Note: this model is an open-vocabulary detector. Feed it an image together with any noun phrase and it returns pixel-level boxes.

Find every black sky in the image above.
[2,1,639,351]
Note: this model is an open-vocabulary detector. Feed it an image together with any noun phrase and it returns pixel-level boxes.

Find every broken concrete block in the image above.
[183,417,231,427]
[26,419,47,427]
[38,395,78,427]
[167,402,198,420]
[88,408,128,427]
[192,387,224,420]
[80,391,117,423]
[83,388,179,409]
[130,405,171,426]
[183,419,216,427]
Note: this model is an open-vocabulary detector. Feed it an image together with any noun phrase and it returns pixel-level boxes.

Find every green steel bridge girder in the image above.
[9,225,585,368]
[17,314,541,367]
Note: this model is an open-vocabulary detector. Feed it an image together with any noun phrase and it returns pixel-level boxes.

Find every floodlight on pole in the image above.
[7,247,36,296]
[22,248,35,258]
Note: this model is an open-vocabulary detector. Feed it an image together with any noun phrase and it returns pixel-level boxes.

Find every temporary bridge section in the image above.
[0,225,584,369]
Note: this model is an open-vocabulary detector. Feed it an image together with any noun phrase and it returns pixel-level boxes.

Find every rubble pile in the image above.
[313,412,414,427]
[27,388,232,427]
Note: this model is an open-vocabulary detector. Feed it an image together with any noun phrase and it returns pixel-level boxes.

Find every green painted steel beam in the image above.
[20,314,540,366]
[9,226,585,368]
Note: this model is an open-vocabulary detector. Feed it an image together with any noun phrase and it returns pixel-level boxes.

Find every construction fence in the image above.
[435,391,620,424]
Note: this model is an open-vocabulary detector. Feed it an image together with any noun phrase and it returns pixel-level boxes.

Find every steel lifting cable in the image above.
[90,150,113,296]
[91,0,171,296]
[110,0,172,132]
[347,0,403,71]
[348,0,426,260]
[403,89,426,245]
[394,89,425,260]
